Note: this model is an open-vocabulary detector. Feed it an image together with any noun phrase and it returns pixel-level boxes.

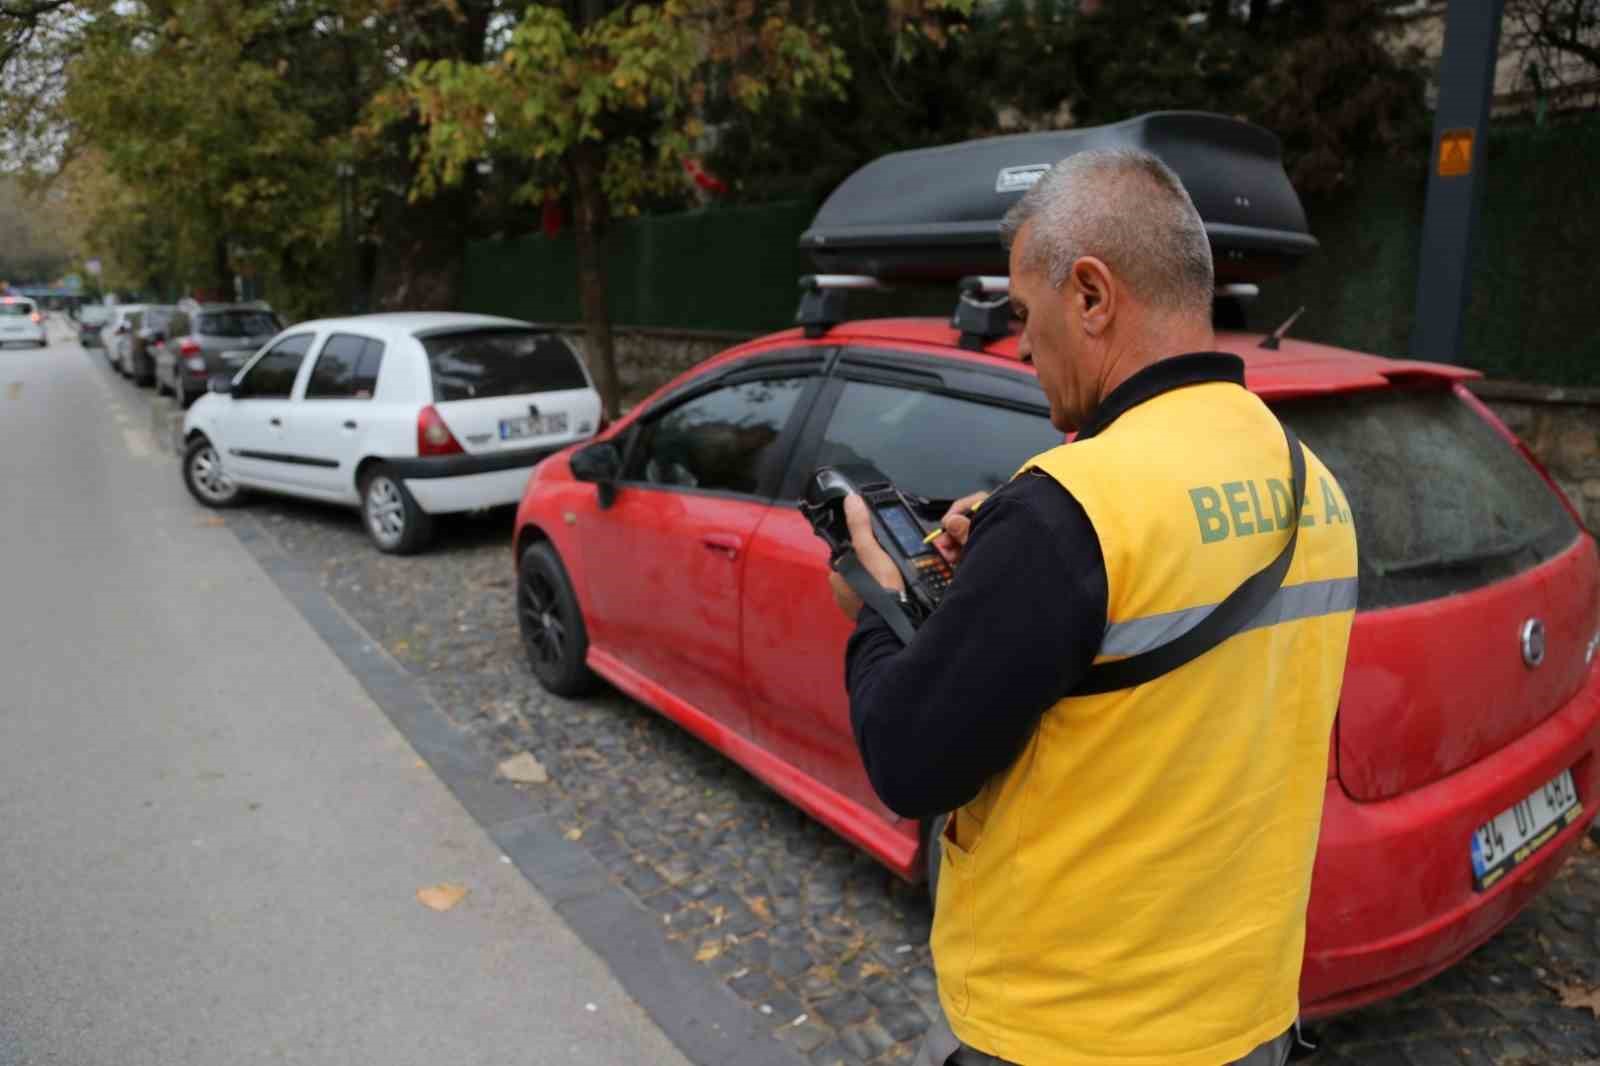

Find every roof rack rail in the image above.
[952,276,1012,351]
[796,274,889,338]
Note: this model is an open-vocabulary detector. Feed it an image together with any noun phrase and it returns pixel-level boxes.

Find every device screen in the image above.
[876,502,930,558]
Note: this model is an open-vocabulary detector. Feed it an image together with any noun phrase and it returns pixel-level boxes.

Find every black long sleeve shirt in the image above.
[844,352,1245,818]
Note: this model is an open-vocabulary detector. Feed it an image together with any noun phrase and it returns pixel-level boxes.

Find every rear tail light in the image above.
[30,312,41,323]
[417,405,464,457]
[179,338,201,356]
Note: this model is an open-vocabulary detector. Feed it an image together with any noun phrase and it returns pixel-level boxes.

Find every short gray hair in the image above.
[1000,147,1214,317]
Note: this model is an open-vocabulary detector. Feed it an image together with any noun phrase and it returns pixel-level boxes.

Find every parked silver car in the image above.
[156,300,283,408]
[101,305,147,371]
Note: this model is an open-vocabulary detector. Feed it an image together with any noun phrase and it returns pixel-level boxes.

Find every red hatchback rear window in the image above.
[1274,388,1579,610]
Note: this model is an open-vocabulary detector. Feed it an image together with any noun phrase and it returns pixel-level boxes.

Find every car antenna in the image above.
[1258,306,1305,351]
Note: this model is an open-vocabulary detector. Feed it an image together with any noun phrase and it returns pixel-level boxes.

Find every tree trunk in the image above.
[570,143,620,420]
[369,0,493,315]
[369,150,469,313]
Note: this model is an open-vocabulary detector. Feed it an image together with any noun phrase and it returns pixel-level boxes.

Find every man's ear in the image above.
[1069,257,1116,337]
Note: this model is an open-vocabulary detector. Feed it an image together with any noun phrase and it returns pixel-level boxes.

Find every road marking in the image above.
[123,428,153,458]
[4,382,19,400]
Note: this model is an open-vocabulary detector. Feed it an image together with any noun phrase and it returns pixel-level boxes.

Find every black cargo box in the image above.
[799,112,1317,285]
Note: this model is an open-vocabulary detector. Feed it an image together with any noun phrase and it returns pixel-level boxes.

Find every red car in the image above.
[511,316,1600,1017]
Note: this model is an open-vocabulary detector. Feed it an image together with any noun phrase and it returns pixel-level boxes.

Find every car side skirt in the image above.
[585,645,923,880]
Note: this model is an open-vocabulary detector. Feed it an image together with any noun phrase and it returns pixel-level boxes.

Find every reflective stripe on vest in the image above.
[1099,575,1358,659]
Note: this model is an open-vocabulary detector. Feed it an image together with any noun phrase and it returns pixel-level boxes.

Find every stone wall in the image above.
[1471,381,1600,533]
[561,326,755,408]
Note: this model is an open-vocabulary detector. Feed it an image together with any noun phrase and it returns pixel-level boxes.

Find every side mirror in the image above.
[208,375,234,396]
[570,440,622,483]
[569,440,623,508]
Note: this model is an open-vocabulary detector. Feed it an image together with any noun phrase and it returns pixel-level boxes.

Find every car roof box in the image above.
[799,111,1317,285]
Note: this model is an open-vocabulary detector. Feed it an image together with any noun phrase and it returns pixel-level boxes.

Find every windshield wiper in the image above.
[1375,534,1539,578]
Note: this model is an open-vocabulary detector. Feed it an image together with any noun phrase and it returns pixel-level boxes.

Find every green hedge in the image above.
[462,200,817,335]
[1252,117,1600,386]
[464,117,1600,385]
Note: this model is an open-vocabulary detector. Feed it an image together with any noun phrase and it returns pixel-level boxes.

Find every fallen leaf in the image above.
[694,941,722,962]
[196,515,226,527]
[746,896,772,922]
[413,759,426,769]
[857,961,889,980]
[1550,981,1600,1018]
[709,905,727,927]
[416,883,468,912]
[564,827,583,841]
[497,751,549,785]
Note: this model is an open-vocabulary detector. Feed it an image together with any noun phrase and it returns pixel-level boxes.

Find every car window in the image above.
[79,306,109,326]
[198,310,280,337]
[623,378,810,495]
[142,308,174,332]
[238,333,313,399]
[0,301,33,317]
[814,379,1064,502]
[306,334,385,400]
[421,329,588,402]
[168,311,191,337]
[1275,388,1579,610]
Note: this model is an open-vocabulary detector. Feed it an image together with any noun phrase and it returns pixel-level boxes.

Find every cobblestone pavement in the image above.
[152,393,1600,1065]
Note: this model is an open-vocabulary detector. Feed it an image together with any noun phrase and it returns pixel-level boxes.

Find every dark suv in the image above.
[157,301,283,407]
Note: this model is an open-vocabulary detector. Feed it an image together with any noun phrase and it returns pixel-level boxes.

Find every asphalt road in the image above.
[0,324,692,1065]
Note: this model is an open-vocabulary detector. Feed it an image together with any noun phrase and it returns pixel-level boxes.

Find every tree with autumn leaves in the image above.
[373,0,970,417]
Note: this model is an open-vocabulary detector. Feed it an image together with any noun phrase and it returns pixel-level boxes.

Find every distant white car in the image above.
[0,296,48,347]
[101,305,147,370]
[179,312,604,553]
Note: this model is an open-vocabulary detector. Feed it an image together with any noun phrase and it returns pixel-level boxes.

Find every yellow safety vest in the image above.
[933,378,1358,1065]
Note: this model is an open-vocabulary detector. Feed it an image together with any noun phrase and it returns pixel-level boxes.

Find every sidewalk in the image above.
[0,337,692,1065]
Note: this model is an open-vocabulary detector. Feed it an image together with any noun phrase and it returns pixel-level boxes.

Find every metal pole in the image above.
[1411,0,1505,365]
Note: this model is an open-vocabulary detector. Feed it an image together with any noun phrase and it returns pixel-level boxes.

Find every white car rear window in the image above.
[422,329,589,402]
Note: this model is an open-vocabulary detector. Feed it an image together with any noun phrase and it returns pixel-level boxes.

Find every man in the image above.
[829,148,1358,1066]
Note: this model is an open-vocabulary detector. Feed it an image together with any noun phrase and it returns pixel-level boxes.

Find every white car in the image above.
[0,296,48,347]
[101,305,147,370]
[179,313,604,553]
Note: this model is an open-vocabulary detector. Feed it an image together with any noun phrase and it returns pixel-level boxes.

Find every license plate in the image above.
[1471,769,1582,891]
[499,412,568,440]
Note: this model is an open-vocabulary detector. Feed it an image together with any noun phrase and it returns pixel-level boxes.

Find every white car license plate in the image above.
[1471,768,1582,891]
[499,412,568,440]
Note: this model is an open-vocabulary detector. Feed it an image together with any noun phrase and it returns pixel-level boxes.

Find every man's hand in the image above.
[829,494,906,621]
[930,490,991,568]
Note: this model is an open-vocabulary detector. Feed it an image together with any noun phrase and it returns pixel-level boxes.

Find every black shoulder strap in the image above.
[1074,423,1307,696]
[835,549,920,646]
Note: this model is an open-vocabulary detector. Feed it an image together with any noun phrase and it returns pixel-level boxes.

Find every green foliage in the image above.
[380,1,850,217]
[712,0,1428,205]
[0,176,74,282]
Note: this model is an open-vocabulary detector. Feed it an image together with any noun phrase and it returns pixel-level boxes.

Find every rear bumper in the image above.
[388,445,560,481]
[402,455,552,515]
[1301,662,1600,1017]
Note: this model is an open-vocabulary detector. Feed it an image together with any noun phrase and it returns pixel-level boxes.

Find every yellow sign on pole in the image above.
[1438,128,1475,178]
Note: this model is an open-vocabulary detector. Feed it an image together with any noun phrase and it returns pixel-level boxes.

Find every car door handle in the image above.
[268,417,282,427]
[701,533,743,560]
[342,420,357,430]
